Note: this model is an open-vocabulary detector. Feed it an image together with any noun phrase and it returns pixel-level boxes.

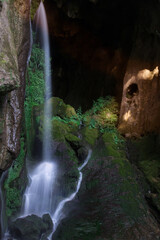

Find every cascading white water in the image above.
[23,162,57,216]
[22,1,56,217]
[35,1,52,160]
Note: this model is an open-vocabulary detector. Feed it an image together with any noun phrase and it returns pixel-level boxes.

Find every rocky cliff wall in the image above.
[0,0,31,170]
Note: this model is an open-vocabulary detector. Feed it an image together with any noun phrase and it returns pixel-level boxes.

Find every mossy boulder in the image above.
[127,134,160,212]
[49,97,77,119]
[51,118,80,145]
[9,214,53,240]
[81,127,99,146]
[54,132,160,240]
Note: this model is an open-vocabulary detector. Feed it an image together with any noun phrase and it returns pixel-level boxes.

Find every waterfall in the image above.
[22,1,56,217]
[35,1,52,160]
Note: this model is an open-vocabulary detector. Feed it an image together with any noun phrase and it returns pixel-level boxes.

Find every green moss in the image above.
[25,42,45,156]
[83,96,118,131]
[82,127,99,146]
[54,218,102,240]
[30,0,42,20]
[67,144,78,165]
[129,135,160,210]
[65,133,80,143]
[51,118,72,142]
[102,131,146,221]
[4,137,26,218]
[49,97,77,119]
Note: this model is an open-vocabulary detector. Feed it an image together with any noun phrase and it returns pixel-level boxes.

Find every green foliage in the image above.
[4,138,26,217]
[49,97,118,147]
[0,53,7,66]
[51,97,118,134]
[30,0,43,20]
[26,43,45,105]
[82,127,99,146]
[25,41,45,155]
[83,96,118,132]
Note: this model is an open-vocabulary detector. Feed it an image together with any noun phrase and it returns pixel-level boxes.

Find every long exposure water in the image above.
[22,1,55,217]
[52,150,92,232]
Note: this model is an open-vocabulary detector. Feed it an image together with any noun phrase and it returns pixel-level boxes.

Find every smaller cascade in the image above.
[51,149,92,233]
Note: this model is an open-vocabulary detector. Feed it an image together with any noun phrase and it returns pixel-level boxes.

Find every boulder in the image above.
[9,214,53,240]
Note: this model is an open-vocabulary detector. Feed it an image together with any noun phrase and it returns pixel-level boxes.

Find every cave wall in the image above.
[45,0,137,110]
[0,0,31,170]
[119,1,160,137]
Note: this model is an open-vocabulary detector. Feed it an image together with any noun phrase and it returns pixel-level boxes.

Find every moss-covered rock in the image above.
[0,0,30,170]
[81,127,99,146]
[54,131,160,240]
[9,214,53,240]
[49,97,77,118]
[4,137,27,219]
[127,134,160,212]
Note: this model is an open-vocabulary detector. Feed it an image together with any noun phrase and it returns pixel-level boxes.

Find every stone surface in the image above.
[9,214,53,240]
[0,0,31,170]
[119,1,160,137]
[53,135,160,240]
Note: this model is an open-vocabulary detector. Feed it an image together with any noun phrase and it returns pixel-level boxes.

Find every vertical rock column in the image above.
[119,2,160,137]
[0,0,31,170]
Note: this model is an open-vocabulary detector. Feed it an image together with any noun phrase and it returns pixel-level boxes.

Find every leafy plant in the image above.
[4,137,26,217]
[83,96,118,131]
[24,41,45,155]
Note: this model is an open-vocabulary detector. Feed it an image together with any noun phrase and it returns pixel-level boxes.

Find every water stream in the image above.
[52,149,92,232]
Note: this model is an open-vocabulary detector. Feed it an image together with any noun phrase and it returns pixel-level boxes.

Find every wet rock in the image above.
[9,214,53,240]
[77,146,88,162]
[0,0,31,170]
[54,135,160,240]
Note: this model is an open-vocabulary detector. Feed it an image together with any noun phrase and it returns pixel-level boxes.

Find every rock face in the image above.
[54,135,160,240]
[0,0,31,170]
[9,214,53,240]
[119,1,160,137]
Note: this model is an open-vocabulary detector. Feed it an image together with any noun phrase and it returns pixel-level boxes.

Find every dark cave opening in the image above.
[44,0,139,110]
[126,83,138,98]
